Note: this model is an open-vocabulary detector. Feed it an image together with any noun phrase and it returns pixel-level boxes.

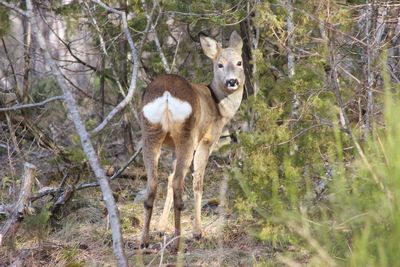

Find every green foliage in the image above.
[60,246,82,266]
[23,203,52,242]
[30,76,62,102]
[232,47,400,265]
[229,2,400,265]
[0,7,10,37]
[67,134,88,163]
[1,0,398,264]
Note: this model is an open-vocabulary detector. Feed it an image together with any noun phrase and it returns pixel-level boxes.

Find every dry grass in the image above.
[0,151,300,267]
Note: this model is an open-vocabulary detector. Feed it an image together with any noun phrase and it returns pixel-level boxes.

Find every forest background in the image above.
[0,0,400,266]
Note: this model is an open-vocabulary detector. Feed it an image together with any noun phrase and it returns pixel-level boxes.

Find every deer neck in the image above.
[210,79,244,119]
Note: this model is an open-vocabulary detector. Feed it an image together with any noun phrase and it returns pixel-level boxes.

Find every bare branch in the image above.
[327,25,385,192]
[138,0,158,54]
[1,38,20,94]
[27,1,128,265]
[0,96,64,112]
[83,2,127,97]
[276,124,327,147]
[0,1,27,17]
[154,31,170,73]
[0,204,12,215]
[30,147,143,200]
[0,162,36,246]
[141,0,171,73]
[90,0,140,136]
[170,31,183,73]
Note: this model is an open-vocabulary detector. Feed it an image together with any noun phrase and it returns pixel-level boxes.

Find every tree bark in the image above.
[364,1,373,137]
[119,1,135,155]
[22,3,32,103]
[0,162,36,246]
[26,1,128,266]
[240,17,255,97]
[285,0,299,124]
[364,2,386,138]
[89,0,140,136]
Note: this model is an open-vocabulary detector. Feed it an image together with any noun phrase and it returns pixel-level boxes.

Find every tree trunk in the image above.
[364,2,386,138]
[27,1,128,265]
[240,17,255,97]
[22,4,32,103]
[119,0,135,155]
[240,0,260,98]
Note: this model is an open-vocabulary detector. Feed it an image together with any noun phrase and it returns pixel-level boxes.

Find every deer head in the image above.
[200,31,244,94]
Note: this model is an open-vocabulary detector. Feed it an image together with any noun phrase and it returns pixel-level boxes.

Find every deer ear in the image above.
[229,31,243,52]
[200,36,221,59]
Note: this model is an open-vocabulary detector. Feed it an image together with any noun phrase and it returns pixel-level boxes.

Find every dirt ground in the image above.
[0,142,300,266]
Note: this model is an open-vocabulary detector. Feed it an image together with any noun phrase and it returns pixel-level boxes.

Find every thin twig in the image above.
[1,38,20,93]
[90,0,140,136]
[0,0,27,16]
[30,146,143,200]
[145,234,182,267]
[0,162,36,246]
[170,31,183,73]
[27,0,128,264]
[0,96,64,112]
[141,0,170,73]
[138,0,159,54]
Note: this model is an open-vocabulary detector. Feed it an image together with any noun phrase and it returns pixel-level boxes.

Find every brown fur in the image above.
[139,31,244,252]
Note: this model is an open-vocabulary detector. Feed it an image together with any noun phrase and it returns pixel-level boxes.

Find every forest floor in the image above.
[0,142,306,266]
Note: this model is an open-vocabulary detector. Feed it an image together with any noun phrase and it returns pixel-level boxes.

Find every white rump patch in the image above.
[143,91,192,131]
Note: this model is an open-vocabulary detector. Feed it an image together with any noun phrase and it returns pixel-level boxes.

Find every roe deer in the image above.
[140,31,244,251]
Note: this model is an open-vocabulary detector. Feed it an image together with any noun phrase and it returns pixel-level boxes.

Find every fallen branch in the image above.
[0,96,64,112]
[0,92,17,106]
[9,114,70,161]
[0,204,12,216]
[0,162,36,246]
[30,146,143,201]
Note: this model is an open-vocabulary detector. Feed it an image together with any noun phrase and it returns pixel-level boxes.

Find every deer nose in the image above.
[226,79,238,87]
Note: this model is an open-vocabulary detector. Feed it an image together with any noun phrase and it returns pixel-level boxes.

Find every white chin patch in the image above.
[227,84,238,90]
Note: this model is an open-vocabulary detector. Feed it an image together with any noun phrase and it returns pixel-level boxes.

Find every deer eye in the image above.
[217,63,224,68]
[237,61,242,67]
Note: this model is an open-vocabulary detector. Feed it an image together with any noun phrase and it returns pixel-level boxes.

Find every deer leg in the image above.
[172,142,194,251]
[192,142,211,239]
[140,138,163,248]
[157,157,176,234]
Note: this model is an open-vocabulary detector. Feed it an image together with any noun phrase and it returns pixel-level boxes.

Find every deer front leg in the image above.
[157,158,176,234]
[192,142,212,239]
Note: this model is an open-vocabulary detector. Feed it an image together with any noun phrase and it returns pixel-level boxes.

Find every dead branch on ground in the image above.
[0,162,36,247]
[30,147,143,201]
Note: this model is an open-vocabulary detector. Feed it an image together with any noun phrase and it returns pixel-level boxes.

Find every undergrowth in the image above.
[231,63,400,266]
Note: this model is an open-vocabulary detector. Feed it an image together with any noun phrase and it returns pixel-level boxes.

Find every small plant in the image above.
[23,203,52,243]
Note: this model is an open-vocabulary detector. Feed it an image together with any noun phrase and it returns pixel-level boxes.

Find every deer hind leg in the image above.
[172,139,195,251]
[140,133,164,248]
[192,142,212,239]
[157,157,176,234]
